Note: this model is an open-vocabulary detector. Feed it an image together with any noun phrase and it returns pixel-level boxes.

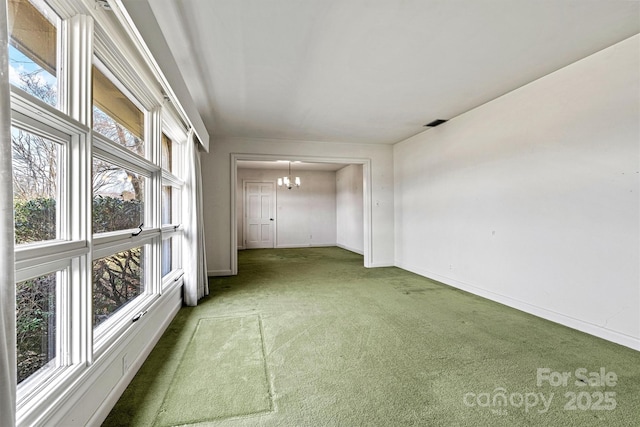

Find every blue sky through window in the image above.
[9,44,57,106]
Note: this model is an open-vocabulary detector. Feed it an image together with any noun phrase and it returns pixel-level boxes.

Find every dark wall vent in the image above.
[424,119,448,127]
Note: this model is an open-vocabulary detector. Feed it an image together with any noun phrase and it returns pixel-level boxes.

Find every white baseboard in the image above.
[275,243,335,249]
[336,243,364,255]
[366,262,395,268]
[209,269,233,277]
[396,261,640,351]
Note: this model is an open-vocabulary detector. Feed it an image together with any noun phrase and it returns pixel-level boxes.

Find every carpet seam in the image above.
[258,314,277,414]
[152,315,274,427]
[151,318,203,427]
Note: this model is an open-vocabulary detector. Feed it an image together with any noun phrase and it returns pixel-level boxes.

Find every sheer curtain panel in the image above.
[0,0,17,424]
[183,129,208,306]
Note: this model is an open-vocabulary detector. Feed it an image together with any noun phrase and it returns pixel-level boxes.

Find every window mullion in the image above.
[61,12,94,366]
[159,128,185,283]
[57,267,71,367]
[149,108,162,294]
[60,15,93,125]
[70,256,91,365]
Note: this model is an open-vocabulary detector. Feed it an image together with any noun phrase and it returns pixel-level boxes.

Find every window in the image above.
[162,236,181,277]
[162,185,181,226]
[8,0,189,422]
[160,133,184,283]
[11,103,77,395]
[8,0,59,108]
[93,246,146,328]
[92,158,146,234]
[12,126,60,244]
[161,185,172,225]
[92,65,145,157]
[161,133,172,172]
[16,271,59,385]
[161,133,182,227]
[91,62,153,339]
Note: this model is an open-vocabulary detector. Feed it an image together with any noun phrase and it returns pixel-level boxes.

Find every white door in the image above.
[244,181,274,248]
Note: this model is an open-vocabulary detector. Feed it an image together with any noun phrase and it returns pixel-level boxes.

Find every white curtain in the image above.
[183,129,208,306]
[0,0,16,424]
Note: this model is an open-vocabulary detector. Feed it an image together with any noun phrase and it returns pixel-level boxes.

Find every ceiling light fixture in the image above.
[278,162,301,190]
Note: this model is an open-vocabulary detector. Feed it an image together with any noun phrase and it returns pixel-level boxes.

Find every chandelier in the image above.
[278,161,301,189]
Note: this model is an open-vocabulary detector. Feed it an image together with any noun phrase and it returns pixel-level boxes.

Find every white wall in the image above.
[394,35,640,350]
[336,164,364,254]
[202,137,394,275]
[237,168,337,249]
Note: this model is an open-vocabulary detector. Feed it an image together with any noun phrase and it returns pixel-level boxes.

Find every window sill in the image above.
[92,292,160,359]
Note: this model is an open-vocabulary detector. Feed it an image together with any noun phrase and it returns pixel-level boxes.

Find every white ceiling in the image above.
[145,0,639,145]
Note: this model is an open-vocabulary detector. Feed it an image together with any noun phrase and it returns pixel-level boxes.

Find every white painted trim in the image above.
[92,132,160,176]
[92,293,160,359]
[275,243,336,249]
[162,169,184,188]
[10,2,190,424]
[336,243,364,256]
[15,240,86,263]
[209,269,233,277]
[87,285,182,426]
[230,155,238,275]
[92,235,155,261]
[10,88,90,136]
[362,160,373,268]
[15,250,79,286]
[366,262,395,268]
[91,6,162,110]
[397,261,640,351]
[230,153,373,275]
[61,14,94,126]
[112,0,210,151]
[18,283,182,426]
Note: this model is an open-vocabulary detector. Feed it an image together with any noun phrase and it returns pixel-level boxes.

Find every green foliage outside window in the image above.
[15,197,143,383]
[93,247,143,327]
[12,42,146,385]
[16,274,56,384]
[14,198,56,243]
[93,195,142,234]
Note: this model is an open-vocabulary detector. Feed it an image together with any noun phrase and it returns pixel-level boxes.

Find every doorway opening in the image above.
[231,155,372,275]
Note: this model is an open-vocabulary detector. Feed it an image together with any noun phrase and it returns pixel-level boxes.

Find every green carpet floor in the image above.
[154,316,272,426]
[103,247,640,427]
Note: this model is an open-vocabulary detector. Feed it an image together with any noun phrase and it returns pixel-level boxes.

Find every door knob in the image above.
[270,218,274,221]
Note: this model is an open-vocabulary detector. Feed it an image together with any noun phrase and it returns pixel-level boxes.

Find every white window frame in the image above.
[160,115,186,287]
[89,61,164,354]
[91,238,159,356]
[8,0,62,111]
[10,87,90,415]
[11,0,190,423]
[15,260,70,411]
[92,58,150,160]
[11,89,87,256]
